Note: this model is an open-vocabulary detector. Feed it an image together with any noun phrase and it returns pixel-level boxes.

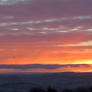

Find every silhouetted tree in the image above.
[30,87,46,92]
[47,86,58,92]
[62,89,73,92]
[89,87,92,92]
[75,87,89,92]
[52,87,58,92]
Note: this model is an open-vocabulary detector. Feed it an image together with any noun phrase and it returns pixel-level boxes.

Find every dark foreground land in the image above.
[0,72,92,92]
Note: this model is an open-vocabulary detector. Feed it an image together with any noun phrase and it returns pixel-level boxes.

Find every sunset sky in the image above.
[0,0,92,73]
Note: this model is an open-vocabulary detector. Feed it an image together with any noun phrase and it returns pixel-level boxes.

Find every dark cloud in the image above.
[0,0,92,18]
[0,64,90,69]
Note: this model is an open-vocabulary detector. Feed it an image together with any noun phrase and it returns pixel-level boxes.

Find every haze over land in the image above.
[0,72,92,92]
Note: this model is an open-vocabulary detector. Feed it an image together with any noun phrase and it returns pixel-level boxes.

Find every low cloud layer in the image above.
[0,64,92,73]
[0,64,90,69]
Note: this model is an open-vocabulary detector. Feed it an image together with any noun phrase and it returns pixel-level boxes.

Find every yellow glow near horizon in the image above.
[72,60,92,64]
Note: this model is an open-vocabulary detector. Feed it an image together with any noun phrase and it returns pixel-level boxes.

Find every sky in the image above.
[0,0,92,73]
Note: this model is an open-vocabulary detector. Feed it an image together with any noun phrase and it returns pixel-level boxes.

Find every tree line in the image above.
[29,86,92,92]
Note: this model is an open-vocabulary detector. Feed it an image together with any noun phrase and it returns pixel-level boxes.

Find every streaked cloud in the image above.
[0,15,92,27]
[57,41,92,47]
[0,0,29,5]
[71,41,92,46]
